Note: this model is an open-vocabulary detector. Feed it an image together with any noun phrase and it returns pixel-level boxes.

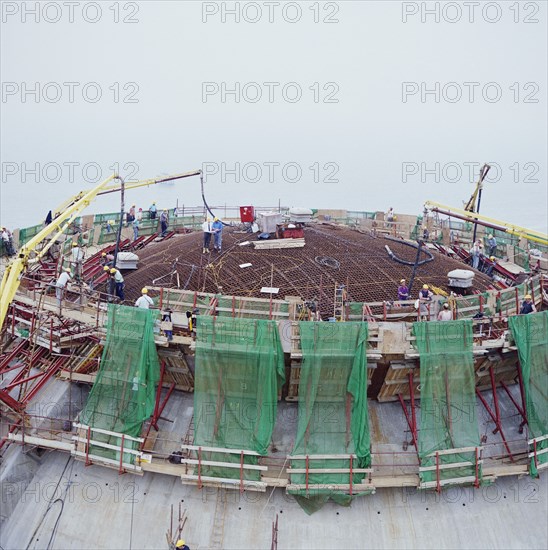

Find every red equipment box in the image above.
[239,206,254,223]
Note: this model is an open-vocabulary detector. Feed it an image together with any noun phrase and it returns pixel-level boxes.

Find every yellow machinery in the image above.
[0,169,201,328]
[463,163,490,213]
[424,200,548,246]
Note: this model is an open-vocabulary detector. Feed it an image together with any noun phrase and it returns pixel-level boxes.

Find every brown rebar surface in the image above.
[122,225,493,314]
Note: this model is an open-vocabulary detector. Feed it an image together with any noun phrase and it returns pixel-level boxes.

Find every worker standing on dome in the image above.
[212,217,223,252]
[397,279,409,301]
[470,240,483,270]
[418,284,433,321]
[127,204,136,225]
[202,217,213,253]
[132,217,140,241]
[486,234,497,257]
[135,287,154,309]
[149,202,157,220]
[160,209,169,236]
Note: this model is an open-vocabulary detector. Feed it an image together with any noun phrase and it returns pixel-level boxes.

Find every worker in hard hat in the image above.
[55,267,72,306]
[149,201,157,220]
[486,234,497,257]
[437,302,453,321]
[201,217,214,253]
[132,216,140,241]
[397,279,409,301]
[160,209,169,236]
[418,284,433,321]
[422,226,429,241]
[135,287,154,309]
[519,294,537,315]
[485,256,497,278]
[108,267,125,301]
[101,251,115,267]
[174,540,189,550]
[212,216,223,252]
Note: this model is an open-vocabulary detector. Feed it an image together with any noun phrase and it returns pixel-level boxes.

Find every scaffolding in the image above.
[413,320,483,490]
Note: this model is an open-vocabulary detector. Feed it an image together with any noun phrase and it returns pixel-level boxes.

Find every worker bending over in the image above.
[135,287,154,309]
[104,266,125,301]
[55,267,72,306]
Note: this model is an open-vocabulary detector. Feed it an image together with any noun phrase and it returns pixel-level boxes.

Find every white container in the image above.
[257,212,282,233]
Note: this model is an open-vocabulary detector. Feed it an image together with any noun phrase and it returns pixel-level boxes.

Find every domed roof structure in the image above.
[123,224,493,314]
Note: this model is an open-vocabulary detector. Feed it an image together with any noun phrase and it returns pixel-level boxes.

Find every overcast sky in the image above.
[1,0,547,232]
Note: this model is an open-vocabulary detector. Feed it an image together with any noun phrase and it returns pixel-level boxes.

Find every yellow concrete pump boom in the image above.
[424,200,548,246]
[0,169,202,328]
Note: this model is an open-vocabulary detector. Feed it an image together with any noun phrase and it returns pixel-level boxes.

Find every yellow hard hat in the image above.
[64,267,71,273]
[110,268,117,274]
[214,217,218,221]
[103,266,110,271]
[176,541,185,548]
[102,252,106,257]
[72,242,78,247]
[525,294,532,300]
[141,287,148,294]
[423,284,429,289]
[490,256,496,261]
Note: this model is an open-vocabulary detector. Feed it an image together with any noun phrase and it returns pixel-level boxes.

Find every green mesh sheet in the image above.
[509,311,548,476]
[80,305,160,463]
[413,320,482,487]
[289,322,371,513]
[193,317,285,481]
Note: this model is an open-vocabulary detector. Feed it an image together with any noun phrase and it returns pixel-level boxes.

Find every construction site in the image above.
[0,169,547,549]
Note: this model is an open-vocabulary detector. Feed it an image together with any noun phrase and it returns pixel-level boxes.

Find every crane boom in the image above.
[0,169,202,328]
[424,200,548,245]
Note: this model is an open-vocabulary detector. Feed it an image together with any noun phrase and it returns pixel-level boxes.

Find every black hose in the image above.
[384,237,434,266]
[201,174,230,226]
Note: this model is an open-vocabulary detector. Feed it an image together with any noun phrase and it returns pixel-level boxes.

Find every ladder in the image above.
[209,488,227,549]
[334,284,346,322]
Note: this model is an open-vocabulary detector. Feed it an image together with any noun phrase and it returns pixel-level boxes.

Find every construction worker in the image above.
[486,234,497,257]
[212,217,223,251]
[137,207,143,222]
[55,267,72,305]
[422,226,429,241]
[127,204,136,225]
[1,227,16,256]
[109,267,125,301]
[135,287,154,309]
[161,309,174,341]
[71,242,84,279]
[397,279,409,301]
[160,210,169,236]
[470,240,483,270]
[202,217,213,253]
[519,294,537,315]
[101,251,115,267]
[149,201,157,220]
[175,540,189,550]
[485,256,497,277]
[132,217,139,241]
[418,284,433,320]
[437,303,453,321]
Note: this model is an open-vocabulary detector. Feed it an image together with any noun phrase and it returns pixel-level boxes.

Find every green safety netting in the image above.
[80,305,160,463]
[509,311,548,476]
[413,320,482,487]
[289,322,371,514]
[193,317,285,481]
